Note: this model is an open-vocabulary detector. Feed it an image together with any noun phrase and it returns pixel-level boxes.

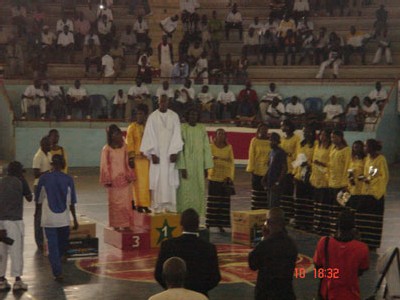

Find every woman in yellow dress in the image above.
[126,104,151,213]
[310,129,332,235]
[327,130,351,235]
[293,124,316,230]
[358,139,389,249]
[280,119,300,221]
[207,128,235,232]
[246,124,271,210]
[48,129,68,173]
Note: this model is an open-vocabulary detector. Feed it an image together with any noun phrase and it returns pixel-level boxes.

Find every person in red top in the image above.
[238,80,258,112]
[313,209,369,300]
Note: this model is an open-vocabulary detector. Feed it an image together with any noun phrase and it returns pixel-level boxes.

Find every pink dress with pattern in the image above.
[100,144,135,227]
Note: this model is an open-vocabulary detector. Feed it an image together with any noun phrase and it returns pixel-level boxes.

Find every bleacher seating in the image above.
[0,0,399,82]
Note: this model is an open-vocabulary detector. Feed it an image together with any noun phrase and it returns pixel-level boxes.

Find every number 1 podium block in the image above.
[103,227,150,251]
[131,210,182,248]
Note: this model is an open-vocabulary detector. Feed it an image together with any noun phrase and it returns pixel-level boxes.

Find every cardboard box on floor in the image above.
[231,210,268,247]
[69,216,96,239]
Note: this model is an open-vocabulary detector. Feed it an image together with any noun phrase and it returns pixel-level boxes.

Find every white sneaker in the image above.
[66,115,72,120]
[13,280,28,291]
[20,115,26,120]
[0,279,11,291]
[86,115,91,120]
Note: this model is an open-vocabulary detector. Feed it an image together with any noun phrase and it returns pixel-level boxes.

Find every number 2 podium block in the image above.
[131,210,182,248]
[103,227,150,251]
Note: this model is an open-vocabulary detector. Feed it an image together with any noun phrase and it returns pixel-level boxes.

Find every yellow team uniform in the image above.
[126,122,151,207]
[208,144,235,182]
[280,134,301,175]
[293,142,315,182]
[246,138,271,176]
[310,144,332,188]
[347,157,365,195]
[328,146,351,188]
[362,154,389,200]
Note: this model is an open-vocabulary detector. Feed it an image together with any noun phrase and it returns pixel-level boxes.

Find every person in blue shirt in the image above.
[35,154,79,281]
[262,132,287,208]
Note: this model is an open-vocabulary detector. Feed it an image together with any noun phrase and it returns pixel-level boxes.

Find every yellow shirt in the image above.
[348,157,365,195]
[310,144,331,188]
[293,142,315,181]
[126,122,145,157]
[280,134,300,174]
[50,147,68,173]
[246,138,271,176]
[208,144,235,182]
[362,154,389,200]
[328,146,351,188]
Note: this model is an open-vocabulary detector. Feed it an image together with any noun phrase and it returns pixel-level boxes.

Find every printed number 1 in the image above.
[132,235,140,248]
[162,226,168,236]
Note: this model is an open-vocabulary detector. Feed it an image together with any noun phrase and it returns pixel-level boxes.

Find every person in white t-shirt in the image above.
[293,0,310,19]
[158,35,174,79]
[266,97,285,128]
[56,14,74,34]
[216,83,236,119]
[368,81,388,109]
[156,81,174,102]
[66,80,90,120]
[225,3,243,40]
[97,14,113,49]
[101,49,115,78]
[41,25,56,54]
[196,85,216,120]
[190,51,208,84]
[160,15,179,39]
[97,5,113,22]
[32,135,52,251]
[126,78,151,121]
[323,96,344,125]
[362,96,379,132]
[111,89,128,119]
[259,83,282,123]
[285,96,305,127]
[134,15,151,49]
[57,25,75,63]
[21,80,46,120]
[149,257,207,300]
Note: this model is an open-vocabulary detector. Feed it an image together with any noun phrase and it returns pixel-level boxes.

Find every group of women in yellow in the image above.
[99,102,235,233]
[247,119,389,249]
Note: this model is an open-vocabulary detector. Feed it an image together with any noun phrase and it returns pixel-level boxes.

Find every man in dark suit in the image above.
[154,208,221,297]
[248,207,298,300]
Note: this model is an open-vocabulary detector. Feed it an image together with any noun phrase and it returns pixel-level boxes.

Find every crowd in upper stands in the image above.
[1,0,393,81]
[20,76,387,132]
[0,0,393,128]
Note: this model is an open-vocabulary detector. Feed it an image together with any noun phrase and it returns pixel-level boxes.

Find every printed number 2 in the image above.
[132,235,140,248]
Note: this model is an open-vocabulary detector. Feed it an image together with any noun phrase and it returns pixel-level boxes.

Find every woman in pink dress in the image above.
[100,124,135,230]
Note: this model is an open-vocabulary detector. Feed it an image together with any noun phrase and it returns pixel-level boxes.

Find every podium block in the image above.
[103,227,150,251]
[131,211,182,248]
[231,209,268,247]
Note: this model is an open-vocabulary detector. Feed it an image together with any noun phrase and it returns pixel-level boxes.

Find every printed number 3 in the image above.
[132,235,140,248]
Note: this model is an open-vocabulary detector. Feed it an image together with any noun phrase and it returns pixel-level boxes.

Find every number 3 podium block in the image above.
[131,210,182,248]
[103,227,150,251]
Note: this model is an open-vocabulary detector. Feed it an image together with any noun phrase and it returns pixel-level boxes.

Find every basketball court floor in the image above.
[1,165,399,300]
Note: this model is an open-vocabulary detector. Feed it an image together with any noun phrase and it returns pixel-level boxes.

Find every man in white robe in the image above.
[141,95,183,213]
